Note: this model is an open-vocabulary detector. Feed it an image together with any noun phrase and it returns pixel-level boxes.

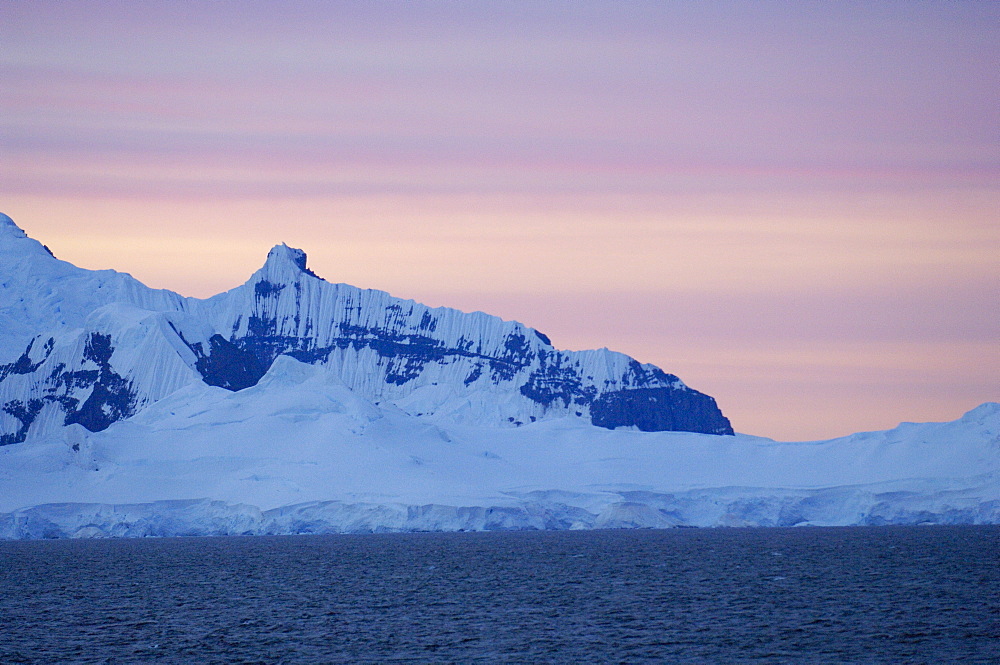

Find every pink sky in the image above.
[2,1,997,440]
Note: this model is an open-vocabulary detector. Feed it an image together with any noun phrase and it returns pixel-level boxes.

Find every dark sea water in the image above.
[1,526,998,664]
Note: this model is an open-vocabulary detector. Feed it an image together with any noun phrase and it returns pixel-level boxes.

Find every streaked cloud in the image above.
[1,1,997,439]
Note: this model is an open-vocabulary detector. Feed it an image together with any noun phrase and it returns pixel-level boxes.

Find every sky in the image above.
[1,1,997,440]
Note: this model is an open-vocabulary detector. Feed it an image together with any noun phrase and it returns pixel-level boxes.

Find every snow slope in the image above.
[1,356,997,537]
[0,213,188,361]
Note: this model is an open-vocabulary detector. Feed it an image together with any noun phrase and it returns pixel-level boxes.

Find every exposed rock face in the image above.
[0,214,733,443]
[590,387,735,434]
[0,308,231,444]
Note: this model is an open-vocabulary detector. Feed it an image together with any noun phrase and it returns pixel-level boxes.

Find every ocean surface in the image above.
[1,526,998,664]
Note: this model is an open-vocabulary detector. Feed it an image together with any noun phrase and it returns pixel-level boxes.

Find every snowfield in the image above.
[1,356,997,538]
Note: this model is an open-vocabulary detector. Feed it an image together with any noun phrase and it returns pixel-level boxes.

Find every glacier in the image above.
[1,212,998,537]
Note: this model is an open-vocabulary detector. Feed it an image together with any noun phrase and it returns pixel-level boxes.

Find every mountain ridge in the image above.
[0,213,733,444]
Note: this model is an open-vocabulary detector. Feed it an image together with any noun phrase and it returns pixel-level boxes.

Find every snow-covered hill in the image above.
[1,213,997,537]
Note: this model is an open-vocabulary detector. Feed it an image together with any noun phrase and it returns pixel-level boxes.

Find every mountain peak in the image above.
[266,243,307,269]
[0,212,28,240]
[0,213,57,260]
[263,243,320,279]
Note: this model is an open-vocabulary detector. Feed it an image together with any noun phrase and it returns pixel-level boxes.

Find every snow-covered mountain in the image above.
[1,212,996,537]
[0,212,732,445]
